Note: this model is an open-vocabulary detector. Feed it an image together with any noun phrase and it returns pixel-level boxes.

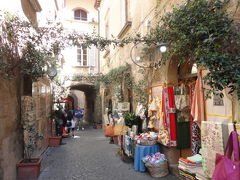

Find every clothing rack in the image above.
[149,80,196,89]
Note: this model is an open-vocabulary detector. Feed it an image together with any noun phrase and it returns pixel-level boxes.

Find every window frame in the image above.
[77,46,88,66]
[117,0,132,38]
[74,9,88,21]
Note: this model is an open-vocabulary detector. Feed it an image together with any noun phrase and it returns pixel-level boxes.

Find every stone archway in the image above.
[70,83,99,125]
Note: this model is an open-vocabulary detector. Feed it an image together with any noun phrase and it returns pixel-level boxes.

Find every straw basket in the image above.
[140,140,156,146]
[145,161,169,178]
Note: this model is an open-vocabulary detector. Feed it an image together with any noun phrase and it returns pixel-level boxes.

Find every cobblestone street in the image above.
[39,128,178,180]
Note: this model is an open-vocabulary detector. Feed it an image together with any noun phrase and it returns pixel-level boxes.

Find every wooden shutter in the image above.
[88,46,96,66]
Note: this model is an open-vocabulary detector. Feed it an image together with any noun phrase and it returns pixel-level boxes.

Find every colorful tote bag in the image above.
[104,126,115,136]
[212,131,240,180]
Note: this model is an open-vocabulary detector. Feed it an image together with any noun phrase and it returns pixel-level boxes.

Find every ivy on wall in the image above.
[97,65,148,106]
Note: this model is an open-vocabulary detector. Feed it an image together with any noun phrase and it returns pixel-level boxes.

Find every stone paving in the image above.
[39,127,178,180]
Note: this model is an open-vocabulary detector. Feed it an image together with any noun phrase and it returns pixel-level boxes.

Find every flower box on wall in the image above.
[48,136,62,147]
[16,158,42,180]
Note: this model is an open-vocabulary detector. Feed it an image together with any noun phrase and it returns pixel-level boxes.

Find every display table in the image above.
[134,144,160,172]
[123,135,133,157]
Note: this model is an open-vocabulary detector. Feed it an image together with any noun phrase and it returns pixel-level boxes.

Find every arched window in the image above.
[74,9,87,21]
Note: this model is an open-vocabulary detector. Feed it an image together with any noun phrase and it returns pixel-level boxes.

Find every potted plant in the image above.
[48,136,62,147]
[48,110,63,147]
[16,124,44,180]
[123,112,137,128]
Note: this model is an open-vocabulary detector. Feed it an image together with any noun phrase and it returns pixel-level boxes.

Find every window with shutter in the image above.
[77,46,88,66]
[88,46,96,67]
[118,0,132,38]
[120,0,126,29]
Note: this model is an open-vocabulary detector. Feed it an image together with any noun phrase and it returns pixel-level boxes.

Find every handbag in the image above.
[104,125,114,137]
[212,131,240,180]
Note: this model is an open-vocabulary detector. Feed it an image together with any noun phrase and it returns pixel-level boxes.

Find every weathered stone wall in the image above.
[99,0,240,113]
[0,78,52,180]
[93,92,102,124]
[0,76,23,180]
[22,78,52,158]
[98,0,240,172]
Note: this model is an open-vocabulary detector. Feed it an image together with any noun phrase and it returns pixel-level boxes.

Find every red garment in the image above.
[162,86,177,146]
[162,90,167,129]
[62,127,67,135]
[179,158,197,164]
[168,87,177,146]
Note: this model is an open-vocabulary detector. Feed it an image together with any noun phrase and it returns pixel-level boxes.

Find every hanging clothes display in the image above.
[135,103,147,130]
[191,122,201,154]
[148,85,177,147]
[157,94,166,130]
[174,85,191,149]
[191,70,205,126]
[201,121,224,178]
[176,121,190,149]
[189,84,201,155]
[174,85,189,111]
[201,121,236,178]
[148,86,164,131]
[162,86,177,147]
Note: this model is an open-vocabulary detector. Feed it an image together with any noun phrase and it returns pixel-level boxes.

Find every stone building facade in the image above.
[96,0,187,119]
[57,0,101,124]
[0,1,60,179]
[95,0,240,175]
[96,0,240,126]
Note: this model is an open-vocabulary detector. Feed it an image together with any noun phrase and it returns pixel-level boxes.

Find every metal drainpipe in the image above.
[96,7,100,73]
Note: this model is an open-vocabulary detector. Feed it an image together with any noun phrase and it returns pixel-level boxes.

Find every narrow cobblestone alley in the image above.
[39,128,178,180]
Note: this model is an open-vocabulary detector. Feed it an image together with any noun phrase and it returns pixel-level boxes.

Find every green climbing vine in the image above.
[144,0,240,97]
[97,65,148,105]
[2,0,240,98]
[98,65,132,86]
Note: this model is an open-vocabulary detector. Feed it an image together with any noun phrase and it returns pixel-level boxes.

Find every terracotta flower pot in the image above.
[48,136,62,147]
[96,124,102,129]
[16,158,42,180]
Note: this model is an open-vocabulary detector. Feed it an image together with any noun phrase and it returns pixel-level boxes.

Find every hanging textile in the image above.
[135,103,147,130]
[191,122,201,154]
[189,84,201,155]
[201,121,236,178]
[201,121,224,178]
[191,70,205,126]
[176,121,190,149]
[174,85,191,149]
[162,86,177,146]
[231,92,240,123]
[174,85,189,110]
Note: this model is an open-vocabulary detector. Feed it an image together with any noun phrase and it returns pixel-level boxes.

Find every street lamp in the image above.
[129,42,168,68]
[159,43,167,53]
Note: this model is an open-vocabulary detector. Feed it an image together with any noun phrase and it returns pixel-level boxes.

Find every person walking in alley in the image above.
[74,107,85,130]
[70,118,75,137]
[67,110,74,135]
